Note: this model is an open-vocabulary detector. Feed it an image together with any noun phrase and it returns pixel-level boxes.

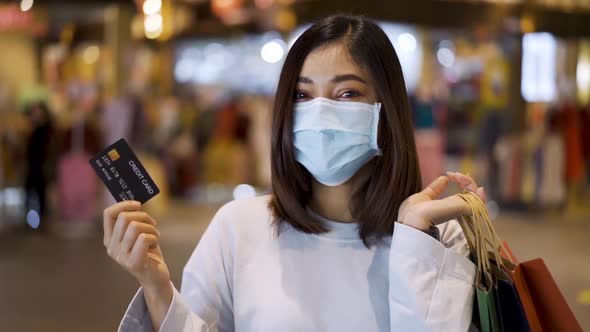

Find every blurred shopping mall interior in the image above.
[0,0,589,330]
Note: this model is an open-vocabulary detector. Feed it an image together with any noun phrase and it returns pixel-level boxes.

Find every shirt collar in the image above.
[306,207,361,241]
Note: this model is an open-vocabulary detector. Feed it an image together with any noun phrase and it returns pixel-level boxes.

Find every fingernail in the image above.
[477,186,487,200]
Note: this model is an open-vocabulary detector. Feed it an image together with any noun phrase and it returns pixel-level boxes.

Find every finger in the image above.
[111,211,156,246]
[476,186,487,202]
[128,234,159,272]
[446,172,474,189]
[421,176,449,200]
[447,172,478,192]
[108,211,153,257]
[422,195,473,226]
[103,201,141,246]
[121,221,160,253]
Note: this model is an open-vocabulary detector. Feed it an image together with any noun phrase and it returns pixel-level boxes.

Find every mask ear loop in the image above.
[371,103,382,155]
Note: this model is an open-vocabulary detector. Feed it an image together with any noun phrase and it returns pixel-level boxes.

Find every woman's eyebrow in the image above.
[331,74,367,84]
[297,74,367,84]
[297,76,313,84]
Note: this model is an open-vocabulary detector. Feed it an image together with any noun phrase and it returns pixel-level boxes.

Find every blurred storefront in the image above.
[0,0,589,233]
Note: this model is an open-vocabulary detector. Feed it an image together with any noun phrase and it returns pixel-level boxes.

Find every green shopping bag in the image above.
[458,192,513,332]
[459,192,534,332]
[472,257,501,332]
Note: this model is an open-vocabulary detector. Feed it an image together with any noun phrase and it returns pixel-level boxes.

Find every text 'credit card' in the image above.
[89,138,160,204]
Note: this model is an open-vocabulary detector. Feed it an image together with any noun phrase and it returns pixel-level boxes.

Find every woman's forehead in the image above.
[299,44,368,81]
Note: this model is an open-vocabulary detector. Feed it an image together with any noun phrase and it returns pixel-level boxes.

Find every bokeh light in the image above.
[26,210,40,229]
[260,39,285,63]
[20,0,33,12]
[232,184,256,200]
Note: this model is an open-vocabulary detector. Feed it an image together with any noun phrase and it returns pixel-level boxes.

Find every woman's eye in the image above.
[339,90,360,98]
[294,91,310,101]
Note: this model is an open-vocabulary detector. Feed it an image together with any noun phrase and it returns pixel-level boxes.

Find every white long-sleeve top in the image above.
[119,195,476,332]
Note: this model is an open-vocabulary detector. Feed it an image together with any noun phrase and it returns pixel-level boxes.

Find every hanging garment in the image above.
[538,134,566,206]
[562,104,584,184]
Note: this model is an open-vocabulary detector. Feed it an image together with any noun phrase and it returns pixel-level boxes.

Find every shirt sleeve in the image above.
[118,205,235,332]
[118,285,210,332]
[389,221,476,332]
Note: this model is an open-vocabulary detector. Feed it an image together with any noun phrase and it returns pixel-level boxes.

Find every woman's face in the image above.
[295,43,379,188]
[295,43,378,104]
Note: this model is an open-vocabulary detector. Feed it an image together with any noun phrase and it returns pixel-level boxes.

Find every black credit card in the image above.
[89,138,160,204]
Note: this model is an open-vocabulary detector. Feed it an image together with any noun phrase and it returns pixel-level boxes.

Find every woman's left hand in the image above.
[398,172,487,231]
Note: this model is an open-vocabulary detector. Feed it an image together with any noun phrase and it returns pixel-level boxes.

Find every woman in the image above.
[106,15,484,331]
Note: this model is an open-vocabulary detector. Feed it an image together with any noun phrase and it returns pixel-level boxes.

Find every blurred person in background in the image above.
[103,15,487,331]
[24,101,55,232]
[56,83,102,225]
[202,95,252,187]
[238,95,272,188]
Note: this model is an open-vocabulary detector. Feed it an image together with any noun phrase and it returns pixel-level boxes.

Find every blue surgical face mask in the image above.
[293,97,382,186]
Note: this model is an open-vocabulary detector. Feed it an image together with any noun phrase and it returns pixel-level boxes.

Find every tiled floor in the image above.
[0,202,588,331]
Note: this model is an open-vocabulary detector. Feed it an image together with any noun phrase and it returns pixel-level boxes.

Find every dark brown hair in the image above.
[269,15,422,246]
